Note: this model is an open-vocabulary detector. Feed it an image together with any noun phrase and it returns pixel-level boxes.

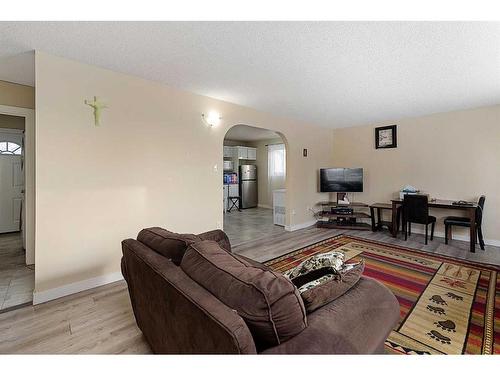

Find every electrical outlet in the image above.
[291,209,296,215]
[216,221,222,229]
[213,164,218,172]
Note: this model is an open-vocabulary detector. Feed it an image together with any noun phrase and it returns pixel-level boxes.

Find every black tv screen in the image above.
[320,168,363,192]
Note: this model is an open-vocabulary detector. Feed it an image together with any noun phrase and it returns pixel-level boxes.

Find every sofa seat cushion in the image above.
[260,277,400,354]
[137,227,201,265]
[181,240,307,350]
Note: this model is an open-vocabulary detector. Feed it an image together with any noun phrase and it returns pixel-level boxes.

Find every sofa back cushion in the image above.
[137,227,200,265]
[181,240,307,350]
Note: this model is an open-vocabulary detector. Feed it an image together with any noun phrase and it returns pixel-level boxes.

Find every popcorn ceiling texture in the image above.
[1,22,500,128]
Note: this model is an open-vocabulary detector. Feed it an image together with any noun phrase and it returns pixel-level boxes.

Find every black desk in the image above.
[391,199,478,253]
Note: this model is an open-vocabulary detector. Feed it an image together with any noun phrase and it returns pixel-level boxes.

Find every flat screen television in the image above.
[320,168,363,192]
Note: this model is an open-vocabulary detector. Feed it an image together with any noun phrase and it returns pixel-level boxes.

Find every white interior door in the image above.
[0,130,24,234]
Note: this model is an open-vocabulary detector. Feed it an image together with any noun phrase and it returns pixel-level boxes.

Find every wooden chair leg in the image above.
[404,220,407,241]
[408,222,411,236]
[430,221,435,241]
[445,224,449,244]
[478,227,485,250]
[425,224,428,245]
[396,208,401,233]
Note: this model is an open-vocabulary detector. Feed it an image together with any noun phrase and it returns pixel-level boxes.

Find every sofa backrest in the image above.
[137,227,201,265]
[121,238,257,354]
[136,227,232,265]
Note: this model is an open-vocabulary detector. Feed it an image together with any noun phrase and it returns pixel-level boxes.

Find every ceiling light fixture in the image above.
[202,111,222,127]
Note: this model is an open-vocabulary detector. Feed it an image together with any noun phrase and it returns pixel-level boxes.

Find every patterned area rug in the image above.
[264,235,500,355]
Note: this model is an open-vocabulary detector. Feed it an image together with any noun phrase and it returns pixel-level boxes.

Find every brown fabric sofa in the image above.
[121,227,400,354]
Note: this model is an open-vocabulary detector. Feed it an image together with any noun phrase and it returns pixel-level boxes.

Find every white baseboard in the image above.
[285,220,317,232]
[33,272,124,305]
[402,227,500,247]
[258,204,273,209]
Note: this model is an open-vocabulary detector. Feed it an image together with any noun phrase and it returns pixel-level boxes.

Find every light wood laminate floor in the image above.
[223,207,285,245]
[0,233,34,312]
[0,225,498,353]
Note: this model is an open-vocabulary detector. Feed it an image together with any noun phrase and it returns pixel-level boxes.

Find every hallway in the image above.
[0,232,34,311]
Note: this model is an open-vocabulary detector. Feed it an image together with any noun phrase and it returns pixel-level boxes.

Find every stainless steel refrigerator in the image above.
[239,165,258,209]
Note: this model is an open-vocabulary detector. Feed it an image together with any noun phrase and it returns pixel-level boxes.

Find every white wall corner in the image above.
[285,220,317,232]
[257,204,273,209]
[33,272,124,305]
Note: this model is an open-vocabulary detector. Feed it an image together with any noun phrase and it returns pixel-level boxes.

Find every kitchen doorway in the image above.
[222,125,287,245]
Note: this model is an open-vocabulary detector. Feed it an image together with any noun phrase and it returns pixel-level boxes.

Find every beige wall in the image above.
[35,52,333,293]
[332,105,500,243]
[0,80,35,109]
[223,139,251,147]
[0,114,25,130]
[247,137,285,208]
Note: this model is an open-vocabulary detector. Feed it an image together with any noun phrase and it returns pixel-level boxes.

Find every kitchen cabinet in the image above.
[235,146,257,160]
[223,146,234,158]
[247,147,257,160]
[236,146,247,159]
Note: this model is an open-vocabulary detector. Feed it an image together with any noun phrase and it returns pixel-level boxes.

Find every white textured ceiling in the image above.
[225,125,279,141]
[1,22,499,128]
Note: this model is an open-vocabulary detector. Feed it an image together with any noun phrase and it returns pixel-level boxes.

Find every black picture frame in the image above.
[375,125,397,149]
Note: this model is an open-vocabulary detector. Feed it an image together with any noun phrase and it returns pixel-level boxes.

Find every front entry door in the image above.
[0,130,24,234]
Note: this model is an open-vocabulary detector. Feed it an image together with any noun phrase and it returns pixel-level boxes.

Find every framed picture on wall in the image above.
[375,125,397,149]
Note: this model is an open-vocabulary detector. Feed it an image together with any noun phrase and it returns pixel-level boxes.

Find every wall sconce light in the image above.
[202,111,222,127]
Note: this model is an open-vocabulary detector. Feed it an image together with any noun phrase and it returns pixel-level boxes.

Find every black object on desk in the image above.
[452,200,474,206]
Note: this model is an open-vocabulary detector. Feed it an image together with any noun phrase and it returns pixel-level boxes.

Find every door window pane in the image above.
[0,141,22,155]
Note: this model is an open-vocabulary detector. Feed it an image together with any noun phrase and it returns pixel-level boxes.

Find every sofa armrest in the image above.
[122,239,255,353]
[260,277,400,354]
[198,229,231,253]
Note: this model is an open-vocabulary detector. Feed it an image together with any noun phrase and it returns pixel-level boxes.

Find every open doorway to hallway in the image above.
[222,125,287,245]
[0,114,34,312]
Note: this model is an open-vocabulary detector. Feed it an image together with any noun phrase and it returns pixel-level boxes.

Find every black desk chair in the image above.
[444,196,485,250]
[402,195,436,245]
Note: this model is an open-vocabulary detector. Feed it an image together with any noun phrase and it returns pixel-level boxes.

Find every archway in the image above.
[221,124,288,246]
